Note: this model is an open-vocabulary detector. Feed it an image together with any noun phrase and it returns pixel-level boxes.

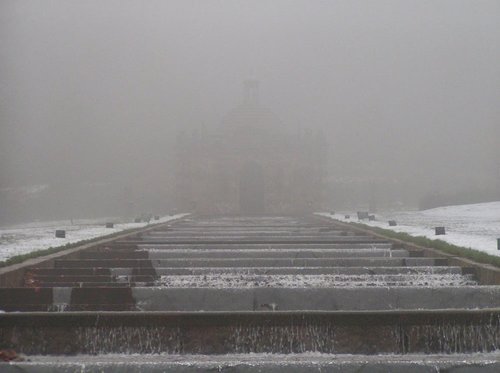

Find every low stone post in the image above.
[435,227,446,235]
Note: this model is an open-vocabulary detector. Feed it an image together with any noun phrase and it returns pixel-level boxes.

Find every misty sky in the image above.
[1,0,499,196]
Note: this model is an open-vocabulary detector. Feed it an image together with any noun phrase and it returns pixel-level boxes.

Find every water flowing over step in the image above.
[1,214,500,370]
[2,310,500,355]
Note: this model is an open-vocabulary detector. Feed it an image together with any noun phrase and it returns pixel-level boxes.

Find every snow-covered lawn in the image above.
[318,201,500,256]
[0,214,188,262]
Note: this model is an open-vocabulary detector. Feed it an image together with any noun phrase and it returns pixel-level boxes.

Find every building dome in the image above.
[220,80,284,135]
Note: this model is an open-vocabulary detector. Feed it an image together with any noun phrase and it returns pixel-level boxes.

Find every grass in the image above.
[348,221,500,268]
[0,223,158,269]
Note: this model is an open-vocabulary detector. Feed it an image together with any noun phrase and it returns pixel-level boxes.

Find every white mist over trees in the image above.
[1,0,499,223]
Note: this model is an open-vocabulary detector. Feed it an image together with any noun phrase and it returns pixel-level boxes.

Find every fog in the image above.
[1,0,499,223]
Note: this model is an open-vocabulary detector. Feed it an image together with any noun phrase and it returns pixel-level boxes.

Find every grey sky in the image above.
[1,0,499,211]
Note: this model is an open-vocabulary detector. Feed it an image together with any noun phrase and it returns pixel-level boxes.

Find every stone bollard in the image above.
[435,227,446,235]
[55,230,66,238]
[388,220,397,226]
[497,238,500,250]
[105,223,114,228]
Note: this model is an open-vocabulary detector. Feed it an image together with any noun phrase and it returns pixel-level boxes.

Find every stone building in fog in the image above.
[174,80,327,215]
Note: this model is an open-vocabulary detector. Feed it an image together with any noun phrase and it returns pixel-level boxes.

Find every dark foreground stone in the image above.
[2,352,500,372]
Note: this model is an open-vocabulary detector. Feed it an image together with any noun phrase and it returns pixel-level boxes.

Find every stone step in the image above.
[123,238,389,245]
[152,226,335,230]
[143,234,356,239]
[28,268,113,276]
[30,266,464,277]
[28,275,116,283]
[147,248,410,259]
[168,224,318,227]
[81,249,410,260]
[79,251,149,260]
[135,243,394,250]
[5,353,500,372]
[36,282,135,288]
[130,286,500,311]
[3,286,500,312]
[53,258,444,268]
[115,266,465,276]
[54,259,154,268]
[28,275,155,283]
[26,274,476,289]
[148,231,343,236]
[145,231,346,236]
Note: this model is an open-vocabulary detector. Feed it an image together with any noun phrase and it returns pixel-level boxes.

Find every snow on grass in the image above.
[0,214,189,262]
[318,201,500,256]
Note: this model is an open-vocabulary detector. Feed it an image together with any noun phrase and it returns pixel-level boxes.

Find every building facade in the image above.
[174,81,327,215]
